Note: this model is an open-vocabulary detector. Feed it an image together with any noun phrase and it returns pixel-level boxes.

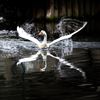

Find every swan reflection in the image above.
[17,42,86,79]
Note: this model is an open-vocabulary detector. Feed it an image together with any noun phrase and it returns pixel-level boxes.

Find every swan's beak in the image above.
[34,31,40,38]
[38,31,43,36]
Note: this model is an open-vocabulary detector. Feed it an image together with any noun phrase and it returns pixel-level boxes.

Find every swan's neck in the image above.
[42,33,47,44]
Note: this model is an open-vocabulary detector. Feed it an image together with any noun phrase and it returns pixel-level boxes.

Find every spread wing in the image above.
[48,21,87,47]
[55,18,87,34]
[17,26,41,46]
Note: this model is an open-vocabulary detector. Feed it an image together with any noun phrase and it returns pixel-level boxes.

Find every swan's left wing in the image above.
[48,21,87,47]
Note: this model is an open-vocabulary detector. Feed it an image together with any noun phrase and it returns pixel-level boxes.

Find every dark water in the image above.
[0,44,100,100]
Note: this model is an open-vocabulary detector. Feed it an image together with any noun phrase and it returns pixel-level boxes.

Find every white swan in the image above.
[17,22,87,49]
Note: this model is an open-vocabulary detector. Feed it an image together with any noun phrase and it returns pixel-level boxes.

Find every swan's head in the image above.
[38,30,47,36]
[37,30,47,48]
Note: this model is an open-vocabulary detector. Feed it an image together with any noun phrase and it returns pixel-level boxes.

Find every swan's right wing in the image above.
[17,26,41,46]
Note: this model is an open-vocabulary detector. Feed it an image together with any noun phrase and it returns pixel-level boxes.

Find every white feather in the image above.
[17,22,87,48]
[17,26,41,46]
[47,22,87,47]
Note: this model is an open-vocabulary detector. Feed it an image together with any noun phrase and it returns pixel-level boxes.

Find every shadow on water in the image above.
[0,40,100,100]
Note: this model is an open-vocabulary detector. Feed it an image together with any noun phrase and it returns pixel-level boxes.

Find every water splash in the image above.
[56,18,86,35]
[16,18,87,78]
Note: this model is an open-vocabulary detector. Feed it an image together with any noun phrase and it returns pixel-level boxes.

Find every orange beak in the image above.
[38,31,43,36]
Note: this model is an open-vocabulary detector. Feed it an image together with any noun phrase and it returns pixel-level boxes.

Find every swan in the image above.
[17,22,87,49]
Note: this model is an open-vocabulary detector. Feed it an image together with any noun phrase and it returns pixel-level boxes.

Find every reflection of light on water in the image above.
[49,39,73,55]
[62,39,73,55]
[48,51,86,79]
[17,41,86,79]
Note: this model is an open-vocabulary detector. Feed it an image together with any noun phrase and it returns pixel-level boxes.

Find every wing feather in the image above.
[17,26,41,46]
[48,22,87,47]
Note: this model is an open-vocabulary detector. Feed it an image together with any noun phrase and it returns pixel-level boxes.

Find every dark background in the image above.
[0,0,100,41]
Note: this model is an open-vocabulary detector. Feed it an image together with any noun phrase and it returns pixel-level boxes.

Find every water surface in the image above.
[0,42,100,100]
